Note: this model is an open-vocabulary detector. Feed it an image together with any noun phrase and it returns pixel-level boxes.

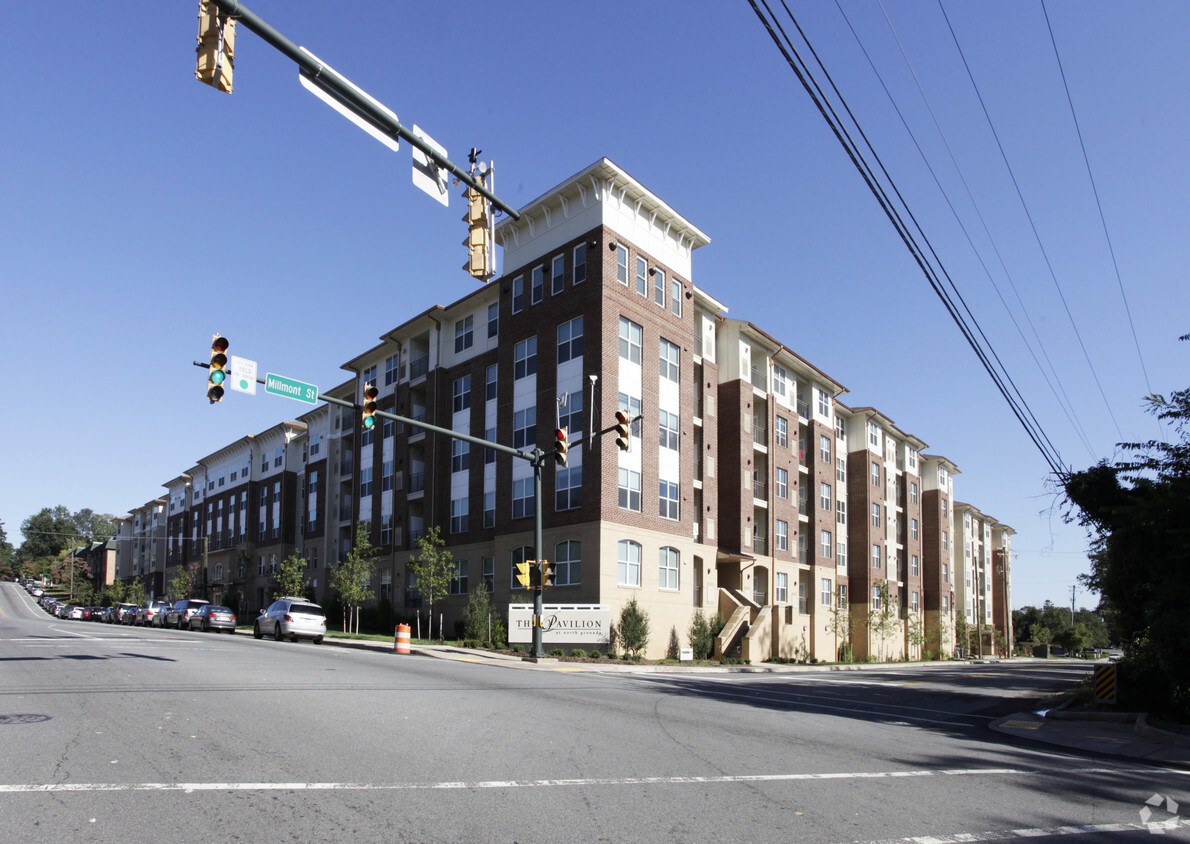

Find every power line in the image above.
[749,0,1067,476]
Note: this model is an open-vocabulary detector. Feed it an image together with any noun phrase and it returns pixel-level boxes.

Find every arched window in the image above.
[658,547,679,591]
[554,540,581,586]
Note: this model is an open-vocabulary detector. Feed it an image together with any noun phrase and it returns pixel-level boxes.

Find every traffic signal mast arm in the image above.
[198,0,518,221]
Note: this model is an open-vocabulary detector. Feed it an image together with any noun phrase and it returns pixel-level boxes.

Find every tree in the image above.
[1063,352,1190,718]
[273,553,309,601]
[168,563,194,602]
[330,525,376,635]
[617,597,650,659]
[126,578,148,609]
[406,525,454,640]
[462,584,505,646]
[866,581,900,661]
[905,611,927,659]
[829,601,853,663]
[70,509,118,544]
[0,519,14,576]
[18,506,75,562]
[689,609,714,660]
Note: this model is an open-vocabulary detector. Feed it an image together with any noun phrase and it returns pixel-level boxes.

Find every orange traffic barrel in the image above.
[394,623,411,654]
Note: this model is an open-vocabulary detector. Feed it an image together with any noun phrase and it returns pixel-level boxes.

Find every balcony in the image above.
[408,473,425,494]
[410,354,429,381]
[752,420,767,446]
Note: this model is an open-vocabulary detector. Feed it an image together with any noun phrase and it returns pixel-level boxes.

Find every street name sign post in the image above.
[264,373,318,404]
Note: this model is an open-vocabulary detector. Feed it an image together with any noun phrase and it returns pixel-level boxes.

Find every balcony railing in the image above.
[409,473,425,494]
[410,354,429,380]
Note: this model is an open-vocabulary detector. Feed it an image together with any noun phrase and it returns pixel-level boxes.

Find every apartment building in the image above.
[112,157,1014,661]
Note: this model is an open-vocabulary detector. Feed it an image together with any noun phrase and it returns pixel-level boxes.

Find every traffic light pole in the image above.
[202,0,519,221]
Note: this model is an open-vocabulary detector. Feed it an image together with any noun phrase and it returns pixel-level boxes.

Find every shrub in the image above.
[550,648,564,657]
[618,597,650,659]
[512,644,525,654]
[690,609,714,660]
[588,650,603,659]
[666,625,681,661]
[570,649,587,658]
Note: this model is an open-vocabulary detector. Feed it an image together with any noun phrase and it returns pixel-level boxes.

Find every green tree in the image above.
[1063,354,1190,717]
[617,597,650,659]
[18,506,75,562]
[273,553,309,601]
[689,609,714,660]
[905,611,927,658]
[126,578,148,609]
[168,563,194,602]
[866,581,900,661]
[407,525,454,640]
[0,519,14,576]
[70,509,118,544]
[331,525,376,634]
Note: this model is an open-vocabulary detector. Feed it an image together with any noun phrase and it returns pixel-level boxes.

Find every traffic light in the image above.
[614,410,631,452]
[541,560,555,588]
[207,335,229,403]
[515,560,533,589]
[361,384,379,430]
[462,185,492,280]
[554,427,568,467]
[195,0,236,93]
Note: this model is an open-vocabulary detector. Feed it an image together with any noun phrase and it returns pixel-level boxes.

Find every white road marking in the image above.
[848,817,1190,843]
[0,766,1175,795]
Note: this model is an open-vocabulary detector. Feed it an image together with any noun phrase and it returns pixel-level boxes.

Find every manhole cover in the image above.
[0,714,52,725]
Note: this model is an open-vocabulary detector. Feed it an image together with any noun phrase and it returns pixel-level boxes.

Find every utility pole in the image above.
[1071,584,1077,627]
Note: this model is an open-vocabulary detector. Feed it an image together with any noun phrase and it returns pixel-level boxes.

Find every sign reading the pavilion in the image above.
[264,372,318,405]
[509,604,610,645]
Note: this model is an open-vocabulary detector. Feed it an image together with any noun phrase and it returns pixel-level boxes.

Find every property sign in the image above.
[509,604,611,645]
[265,372,318,404]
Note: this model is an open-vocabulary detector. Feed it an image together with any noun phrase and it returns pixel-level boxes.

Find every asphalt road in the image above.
[2,582,1186,843]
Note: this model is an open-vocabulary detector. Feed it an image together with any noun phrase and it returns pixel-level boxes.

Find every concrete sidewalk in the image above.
[991,708,1190,768]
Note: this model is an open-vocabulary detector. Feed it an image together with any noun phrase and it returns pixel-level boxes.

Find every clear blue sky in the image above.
[2,2,1186,611]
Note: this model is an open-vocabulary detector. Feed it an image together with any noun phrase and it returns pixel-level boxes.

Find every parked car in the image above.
[165,599,211,629]
[254,598,326,644]
[188,604,236,633]
[135,601,169,626]
[67,605,84,620]
[108,603,136,623]
[118,604,138,624]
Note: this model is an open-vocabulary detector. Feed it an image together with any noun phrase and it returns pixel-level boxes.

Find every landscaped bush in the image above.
[570,649,586,658]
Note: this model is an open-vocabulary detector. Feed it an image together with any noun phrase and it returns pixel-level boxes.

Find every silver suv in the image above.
[254,598,326,644]
[165,599,210,629]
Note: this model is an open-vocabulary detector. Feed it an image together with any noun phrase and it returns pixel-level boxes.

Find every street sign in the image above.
[297,47,400,152]
[265,372,318,404]
[229,355,258,395]
[411,125,449,207]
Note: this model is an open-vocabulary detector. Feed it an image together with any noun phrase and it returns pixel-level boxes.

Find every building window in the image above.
[380,515,392,546]
[485,364,498,401]
[836,457,846,484]
[450,497,468,534]
[659,410,679,451]
[911,518,919,541]
[871,585,882,611]
[618,317,642,364]
[636,256,648,296]
[836,415,847,440]
[658,546,679,590]
[659,480,679,520]
[941,497,948,517]
[871,503,881,527]
[530,265,543,304]
[942,562,949,582]
[776,520,788,551]
[653,267,665,306]
[382,460,394,493]
[819,482,831,511]
[513,407,536,449]
[453,375,471,413]
[821,530,832,559]
[911,590,920,613]
[911,554,920,577]
[556,465,582,511]
[868,421,880,447]
[361,366,376,390]
[451,439,469,474]
[618,468,641,512]
[766,467,783,500]
[487,302,499,338]
[560,391,583,438]
[659,339,680,382]
[818,390,831,417]
[484,427,496,465]
[775,416,788,448]
[837,499,846,525]
[483,491,495,528]
[454,315,474,353]
[671,279,682,316]
[872,544,881,569]
[512,479,534,520]
[514,336,537,380]
[837,542,847,568]
[871,461,880,486]
[910,482,918,504]
[821,577,832,606]
[359,468,373,498]
[482,556,494,592]
[551,254,565,295]
[942,530,949,551]
[554,540,581,586]
[942,595,950,613]
[572,243,586,285]
[512,276,524,313]
[908,448,918,470]
[819,435,831,464]
[772,364,787,397]
[510,546,534,590]
[617,540,641,587]
[775,572,788,603]
[558,316,584,363]
[448,559,468,595]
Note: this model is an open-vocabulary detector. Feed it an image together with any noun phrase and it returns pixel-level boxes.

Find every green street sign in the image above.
[265,372,318,405]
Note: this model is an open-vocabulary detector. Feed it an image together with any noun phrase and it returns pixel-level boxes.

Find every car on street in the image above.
[118,604,138,624]
[67,605,84,620]
[135,601,169,626]
[165,599,211,629]
[108,603,136,623]
[188,604,236,633]
[254,598,327,644]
